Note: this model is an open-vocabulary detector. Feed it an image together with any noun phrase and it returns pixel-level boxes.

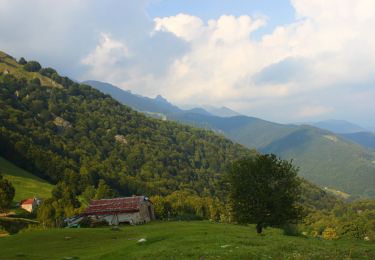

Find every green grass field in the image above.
[0,221,373,259]
[0,157,53,201]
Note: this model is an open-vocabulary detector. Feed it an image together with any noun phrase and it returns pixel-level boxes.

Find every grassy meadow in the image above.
[0,221,373,259]
[0,157,53,201]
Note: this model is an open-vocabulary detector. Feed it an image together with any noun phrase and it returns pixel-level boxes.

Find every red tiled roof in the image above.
[21,198,34,205]
[83,196,146,215]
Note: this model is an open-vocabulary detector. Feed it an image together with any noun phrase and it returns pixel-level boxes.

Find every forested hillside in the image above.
[0,51,253,200]
[85,80,375,198]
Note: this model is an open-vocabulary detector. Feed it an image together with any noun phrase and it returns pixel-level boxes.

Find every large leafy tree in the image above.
[0,173,15,211]
[229,154,303,234]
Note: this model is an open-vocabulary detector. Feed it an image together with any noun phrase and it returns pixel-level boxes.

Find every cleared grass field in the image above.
[0,221,373,259]
[0,157,53,201]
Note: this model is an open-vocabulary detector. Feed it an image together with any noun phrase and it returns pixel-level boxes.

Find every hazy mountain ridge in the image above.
[202,105,242,117]
[340,131,375,151]
[310,119,368,134]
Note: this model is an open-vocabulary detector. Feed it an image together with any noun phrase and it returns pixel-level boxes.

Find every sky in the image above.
[0,0,375,127]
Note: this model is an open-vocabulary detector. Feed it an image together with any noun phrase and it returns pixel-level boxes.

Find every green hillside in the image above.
[225,121,375,198]
[261,126,375,198]
[0,51,62,89]
[0,221,373,259]
[166,113,375,198]
[0,50,253,202]
[0,157,53,201]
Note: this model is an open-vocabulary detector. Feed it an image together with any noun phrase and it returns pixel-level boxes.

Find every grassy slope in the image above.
[0,157,53,201]
[0,221,374,259]
[0,51,62,88]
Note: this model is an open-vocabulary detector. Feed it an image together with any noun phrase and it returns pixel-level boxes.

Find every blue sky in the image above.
[0,0,375,127]
[147,0,295,39]
[148,0,294,21]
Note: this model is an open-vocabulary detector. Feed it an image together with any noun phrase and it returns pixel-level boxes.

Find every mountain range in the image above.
[83,80,375,198]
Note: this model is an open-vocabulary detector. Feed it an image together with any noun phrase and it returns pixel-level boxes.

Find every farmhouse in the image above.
[20,198,40,213]
[83,196,155,225]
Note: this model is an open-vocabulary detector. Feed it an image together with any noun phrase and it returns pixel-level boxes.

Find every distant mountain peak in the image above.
[202,105,242,118]
[154,95,169,103]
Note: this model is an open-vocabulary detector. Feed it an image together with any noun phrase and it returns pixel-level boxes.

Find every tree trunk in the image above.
[256,223,263,234]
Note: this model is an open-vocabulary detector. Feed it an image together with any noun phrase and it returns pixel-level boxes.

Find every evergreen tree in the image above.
[229,154,303,234]
[23,61,41,72]
[0,173,15,212]
[95,179,116,199]
[18,57,27,65]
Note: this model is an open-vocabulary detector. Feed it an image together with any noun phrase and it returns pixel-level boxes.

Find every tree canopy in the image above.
[0,173,15,211]
[229,154,304,233]
[18,57,27,65]
[23,61,42,72]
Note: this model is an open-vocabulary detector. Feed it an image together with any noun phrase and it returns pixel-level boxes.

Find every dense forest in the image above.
[0,52,254,200]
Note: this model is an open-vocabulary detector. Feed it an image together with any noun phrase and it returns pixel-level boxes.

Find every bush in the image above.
[30,78,41,86]
[40,67,57,78]
[23,61,41,72]
[283,224,301,236]
[18,57,27,65]
[0,174,15,212]
[322,227,338,240]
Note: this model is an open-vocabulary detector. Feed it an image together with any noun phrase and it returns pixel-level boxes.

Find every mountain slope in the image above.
[0,157,53,201]
[84,81,375,198]
[261,127,375,198]
[1,53,254,199]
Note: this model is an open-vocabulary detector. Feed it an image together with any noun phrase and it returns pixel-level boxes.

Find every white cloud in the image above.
[81,33,130,81]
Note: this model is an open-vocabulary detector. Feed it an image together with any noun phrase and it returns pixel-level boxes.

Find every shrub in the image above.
[30,78,41,86]
[18,57,27,65]
[283,224,301,236]
[40,67,57,78]
[322,227,338,240]
[23,61,42,72]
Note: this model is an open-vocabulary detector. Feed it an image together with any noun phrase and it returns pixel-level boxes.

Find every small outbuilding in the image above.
[83,196,155,225]
[20,198,40,213]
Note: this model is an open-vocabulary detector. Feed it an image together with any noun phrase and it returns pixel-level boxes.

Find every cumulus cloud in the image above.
[148,0,375,123]
[81,33,130,82]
